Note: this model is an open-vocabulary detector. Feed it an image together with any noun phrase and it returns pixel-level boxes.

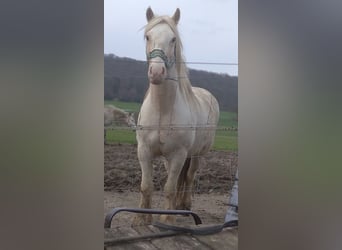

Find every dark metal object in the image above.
[104,207,202,228]
[153,220,237,235]
[225,170,239,224]
[152,170,239,235]
[104,230,185,247]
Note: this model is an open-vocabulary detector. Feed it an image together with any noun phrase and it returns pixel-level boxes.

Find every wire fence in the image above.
[104,124,238,193]
[104,60,238,228]
[105,125,237,131]
[108,58,238,66]
[107,59,239,78]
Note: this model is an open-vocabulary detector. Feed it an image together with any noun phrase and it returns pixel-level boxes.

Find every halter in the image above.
[148,48,175,69]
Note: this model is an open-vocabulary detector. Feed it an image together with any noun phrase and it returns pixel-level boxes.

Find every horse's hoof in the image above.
[176,204,191,211]
[159,214,176,224]
[132,214,152,226]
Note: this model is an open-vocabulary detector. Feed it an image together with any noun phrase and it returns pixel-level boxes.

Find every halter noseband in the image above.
[148,48,175,69]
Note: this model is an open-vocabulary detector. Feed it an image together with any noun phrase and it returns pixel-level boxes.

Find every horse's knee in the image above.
[141,181,153,195]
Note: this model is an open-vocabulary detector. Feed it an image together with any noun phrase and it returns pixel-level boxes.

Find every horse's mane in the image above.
[144,15,196,103]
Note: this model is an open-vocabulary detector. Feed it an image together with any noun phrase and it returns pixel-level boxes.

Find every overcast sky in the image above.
[104,0,238,76]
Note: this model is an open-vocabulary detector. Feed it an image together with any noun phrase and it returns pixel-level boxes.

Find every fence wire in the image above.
[110,59,238,66]
[105,125,238,131]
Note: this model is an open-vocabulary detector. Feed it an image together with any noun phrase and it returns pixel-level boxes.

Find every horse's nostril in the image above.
[162,67,165,74]
[149,66,153,74]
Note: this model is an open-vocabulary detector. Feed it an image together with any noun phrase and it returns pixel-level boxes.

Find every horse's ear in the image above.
[172,8,180,24]
[146,7,154,22]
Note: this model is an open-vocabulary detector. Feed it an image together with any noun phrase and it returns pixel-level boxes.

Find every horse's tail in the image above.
[176,157,191,207]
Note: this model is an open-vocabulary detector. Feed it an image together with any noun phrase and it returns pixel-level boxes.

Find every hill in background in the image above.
[104,54,238,112]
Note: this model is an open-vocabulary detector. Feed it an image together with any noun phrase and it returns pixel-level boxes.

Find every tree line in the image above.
[104,54,238,112]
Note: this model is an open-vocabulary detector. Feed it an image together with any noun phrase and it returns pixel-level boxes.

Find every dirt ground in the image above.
[104,143,238,226]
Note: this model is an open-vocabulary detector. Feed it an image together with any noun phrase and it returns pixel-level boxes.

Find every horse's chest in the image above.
[139,127,184,146]
[137,102,194,151]
[137,124,192,155]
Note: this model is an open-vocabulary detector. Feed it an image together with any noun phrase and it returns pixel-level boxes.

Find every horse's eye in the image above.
[171,37,176,43]
[146,35,149,41]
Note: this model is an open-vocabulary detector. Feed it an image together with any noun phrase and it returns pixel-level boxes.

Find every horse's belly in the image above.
[192,129,216,154]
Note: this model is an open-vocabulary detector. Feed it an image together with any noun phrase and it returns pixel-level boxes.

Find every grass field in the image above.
[105,100,238,151]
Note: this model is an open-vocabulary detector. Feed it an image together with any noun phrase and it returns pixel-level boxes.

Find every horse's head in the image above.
[126,112,136,128]
[145,7,180,85]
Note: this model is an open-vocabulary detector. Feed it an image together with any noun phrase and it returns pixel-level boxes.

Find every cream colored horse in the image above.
[104,105,136,142]
[133,7,220,225]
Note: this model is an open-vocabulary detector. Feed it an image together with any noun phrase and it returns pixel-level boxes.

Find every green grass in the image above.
[105,100,238,151]
[218,111,238,128]
[106,129,137,145]
[215,130,238,151]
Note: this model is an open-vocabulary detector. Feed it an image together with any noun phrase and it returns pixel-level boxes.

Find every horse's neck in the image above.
[113,111,126,120]
[148,66,180,112]
[149,80,179,114]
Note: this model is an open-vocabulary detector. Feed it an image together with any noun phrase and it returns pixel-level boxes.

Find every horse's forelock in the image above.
[144,16,182,48]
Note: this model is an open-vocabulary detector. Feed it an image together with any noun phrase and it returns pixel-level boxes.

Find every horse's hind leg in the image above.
[182,156,200,210]
[132,145,153,226]
[176,158,191,210]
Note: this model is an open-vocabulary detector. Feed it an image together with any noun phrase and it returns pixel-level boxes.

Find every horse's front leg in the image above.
[160,150,187,224]
[132,145,153,226]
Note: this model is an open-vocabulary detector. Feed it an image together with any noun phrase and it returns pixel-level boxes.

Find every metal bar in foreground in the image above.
[104,207,203,228]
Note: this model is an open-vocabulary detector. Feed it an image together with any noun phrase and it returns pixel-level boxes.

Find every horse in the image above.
[133,7,220,225]
[104,105,136,143]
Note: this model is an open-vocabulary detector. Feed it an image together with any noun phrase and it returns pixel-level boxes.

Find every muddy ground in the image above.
[104,143,238,226]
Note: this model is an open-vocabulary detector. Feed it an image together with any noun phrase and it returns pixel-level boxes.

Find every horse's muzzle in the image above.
[148,63,166,84]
